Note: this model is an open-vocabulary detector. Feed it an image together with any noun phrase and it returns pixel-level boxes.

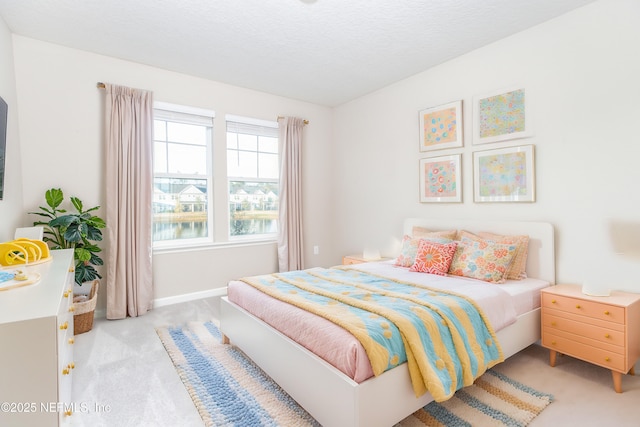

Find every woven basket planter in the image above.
[73,280,99,335]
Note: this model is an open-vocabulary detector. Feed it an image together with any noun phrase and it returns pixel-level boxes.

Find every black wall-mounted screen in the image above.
[0,96,7,200]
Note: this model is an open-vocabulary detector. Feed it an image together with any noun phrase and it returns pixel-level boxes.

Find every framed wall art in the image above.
[473,145,535,203]
[419,100,463,152]
[473,87,532,145]
[419,154,461,203]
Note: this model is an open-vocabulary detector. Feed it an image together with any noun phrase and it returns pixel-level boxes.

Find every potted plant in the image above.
[30,188,106,334]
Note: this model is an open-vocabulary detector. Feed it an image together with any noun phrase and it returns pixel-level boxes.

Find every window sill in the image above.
[152,238,276,255]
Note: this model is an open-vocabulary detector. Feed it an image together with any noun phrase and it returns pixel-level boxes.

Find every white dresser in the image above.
[0,249,76,427]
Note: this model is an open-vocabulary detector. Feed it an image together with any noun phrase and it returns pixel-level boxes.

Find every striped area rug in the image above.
[157,321,553,427]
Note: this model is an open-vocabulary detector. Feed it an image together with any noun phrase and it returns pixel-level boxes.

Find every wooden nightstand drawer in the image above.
[542,293,624,324]
[343,255,365,265]
[542,312,625,347]
[542,332,625,371]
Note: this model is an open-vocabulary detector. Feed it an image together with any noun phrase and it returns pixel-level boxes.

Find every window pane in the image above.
[167,143,207,175]
[238,133,257,151]
[153,178,208,241]
[154,120,166,140]
[227,132,238,149]
[259,136,278,153]
[226,117,279,238]
[258,152,279,179]
[237,151,258,178]
[167,122,207,145]
[227,150,240,176]
[154,141,168,173]
[229,181,278,236]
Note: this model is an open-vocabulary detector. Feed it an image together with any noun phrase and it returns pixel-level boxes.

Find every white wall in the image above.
[11,37,335,312]
[333,0,640,293]
[0,17,24,238]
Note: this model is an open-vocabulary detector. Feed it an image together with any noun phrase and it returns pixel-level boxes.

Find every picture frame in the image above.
[473,145,535,203]
[418,100,463,152]
[419,154,462,203]
[473,86,532,145]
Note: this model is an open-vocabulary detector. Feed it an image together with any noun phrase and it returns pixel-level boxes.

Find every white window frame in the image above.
[226,114,279,242]
[152,102,215,250]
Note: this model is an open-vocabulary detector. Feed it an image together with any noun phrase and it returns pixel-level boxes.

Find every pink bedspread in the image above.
[227,261,535,383]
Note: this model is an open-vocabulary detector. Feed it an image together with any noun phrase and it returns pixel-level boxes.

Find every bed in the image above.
[220,218,555,427]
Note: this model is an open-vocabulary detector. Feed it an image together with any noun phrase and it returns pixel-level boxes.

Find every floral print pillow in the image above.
[448,238,517,283]
[409,240,458,275]
[394,235,453,268]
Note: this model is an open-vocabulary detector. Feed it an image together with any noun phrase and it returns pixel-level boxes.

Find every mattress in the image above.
[226,260,550,383]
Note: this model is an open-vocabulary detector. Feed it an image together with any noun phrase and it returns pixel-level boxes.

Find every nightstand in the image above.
[342,255,390,265]
[541,284,640,393]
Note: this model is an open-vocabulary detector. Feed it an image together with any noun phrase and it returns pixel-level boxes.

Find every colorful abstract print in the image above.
[423,107,458,147]
[478,152,527,197]
[425,159,457,197]
[479,89,525,138]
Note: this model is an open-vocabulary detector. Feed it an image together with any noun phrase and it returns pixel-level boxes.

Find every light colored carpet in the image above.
[69,297,640,427]
[157,320,553,427]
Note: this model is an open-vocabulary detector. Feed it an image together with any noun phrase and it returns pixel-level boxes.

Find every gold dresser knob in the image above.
[69,305,76,312]
[604,311,610,315]
[64,410,72,417]
[551,300,557,304]
[59,322,68,330]
[551,322,557,326]
[68,338,75,345]
[605,334,610,339]
[62,368,70,375]
[575,304,581,309]
[605,357,611,362]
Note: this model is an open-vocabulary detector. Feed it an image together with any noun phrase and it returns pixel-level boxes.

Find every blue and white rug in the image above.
[157,321,553,427]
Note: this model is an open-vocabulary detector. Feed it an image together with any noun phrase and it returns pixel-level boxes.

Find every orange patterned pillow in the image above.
[448,238,517,283]
[458,230,529,280]
[410,240,458,275]
[395,234,453,267]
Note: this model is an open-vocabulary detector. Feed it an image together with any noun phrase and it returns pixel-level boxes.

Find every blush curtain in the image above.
[277,117,305,272]
[104,83,154,319]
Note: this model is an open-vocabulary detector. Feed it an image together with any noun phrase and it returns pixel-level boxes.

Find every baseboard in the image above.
[93,287,228,319]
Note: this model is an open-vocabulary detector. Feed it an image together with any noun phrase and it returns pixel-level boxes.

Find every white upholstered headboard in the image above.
[403,218,555,284]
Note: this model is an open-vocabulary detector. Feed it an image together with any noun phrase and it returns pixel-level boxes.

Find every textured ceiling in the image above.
[0,0,596,106]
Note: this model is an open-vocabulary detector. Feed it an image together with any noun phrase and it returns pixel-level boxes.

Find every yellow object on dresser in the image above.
[541,284,640,393]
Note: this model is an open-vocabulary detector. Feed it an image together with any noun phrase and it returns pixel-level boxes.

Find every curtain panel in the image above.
[277,117,305,272]
[104,83,154,319]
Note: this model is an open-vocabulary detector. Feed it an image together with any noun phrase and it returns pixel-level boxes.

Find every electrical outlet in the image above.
[313,245,319,255]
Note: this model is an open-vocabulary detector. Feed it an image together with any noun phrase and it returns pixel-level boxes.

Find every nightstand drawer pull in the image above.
[604,311,610,315]
[575,304,581,309]
[605,357,611,362]
[551,300,557,304]
[605,334,610,339]
[551,322,557,326]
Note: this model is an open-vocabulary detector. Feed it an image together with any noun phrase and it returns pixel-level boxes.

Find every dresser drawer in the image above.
[542,293,625,324]
[542,312,625,348]
[543,332,626,371]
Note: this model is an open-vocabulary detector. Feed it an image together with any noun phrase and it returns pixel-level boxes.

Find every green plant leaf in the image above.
[45,188,64,209]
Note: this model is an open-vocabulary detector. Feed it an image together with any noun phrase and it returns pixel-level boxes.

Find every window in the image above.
[153,106,214,247]
[226,116,279,239]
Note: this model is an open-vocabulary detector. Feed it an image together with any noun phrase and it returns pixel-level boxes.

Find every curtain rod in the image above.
[277,115,309,125]
[98,83,309,126]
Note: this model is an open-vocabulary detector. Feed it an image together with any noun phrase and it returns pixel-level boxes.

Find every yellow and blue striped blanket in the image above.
[240,267,503,401]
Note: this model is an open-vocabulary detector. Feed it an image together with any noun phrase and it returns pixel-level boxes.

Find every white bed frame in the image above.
[220,219,555,427]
